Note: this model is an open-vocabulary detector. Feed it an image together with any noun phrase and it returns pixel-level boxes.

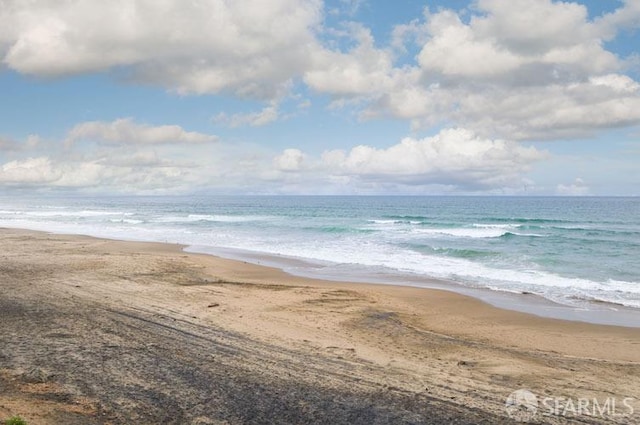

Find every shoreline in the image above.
[3,222,640,327]
[1,228,639,423]
[187,244,640,328]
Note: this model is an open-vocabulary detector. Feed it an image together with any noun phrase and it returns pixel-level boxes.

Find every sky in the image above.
[0,0,639,196]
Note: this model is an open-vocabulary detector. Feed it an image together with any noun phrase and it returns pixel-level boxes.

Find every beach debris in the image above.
[207,302,220,308]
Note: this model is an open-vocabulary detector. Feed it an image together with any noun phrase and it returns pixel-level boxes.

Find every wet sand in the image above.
[1,228,639,424]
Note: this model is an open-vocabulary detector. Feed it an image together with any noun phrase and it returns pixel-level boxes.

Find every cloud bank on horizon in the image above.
[0,0,639,195]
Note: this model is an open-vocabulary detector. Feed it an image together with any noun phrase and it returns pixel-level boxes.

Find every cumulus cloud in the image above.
[0,0,322,98]
[0,156,111,188]
[0,119,220,192]
[0,153,205,192]
[66,118,218,146]
[319,128,546,188]
[417,10,523,78]
[304,24,397,96]
[417,0,618,80]
[1,1,639,194]
[3,124,546,193]
[0,115,280,194]
[451,75,640,140]
[307,0,640,141]
[274,148,306,171]
[0,124,273,193]
[595,0,640,38]
[2,0,639,140]
[0,157,60,185]
[360,0,640,139]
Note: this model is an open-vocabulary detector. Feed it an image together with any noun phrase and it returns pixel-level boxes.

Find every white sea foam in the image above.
[207,232,640,308]
[151,214,270,223]
[188,214,270,222]
[472,223,516,229]
[408,226,546,238]
[412,227,510,238]
[23,210,133,218]
[109,218,144,224]
[369,218,424,224]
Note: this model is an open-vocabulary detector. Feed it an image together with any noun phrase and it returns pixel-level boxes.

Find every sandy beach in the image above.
[1,228,639,424]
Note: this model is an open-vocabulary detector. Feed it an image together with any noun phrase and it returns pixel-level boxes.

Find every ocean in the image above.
[1,195,639,317]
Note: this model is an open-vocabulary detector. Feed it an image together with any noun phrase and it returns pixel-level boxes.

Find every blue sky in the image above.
[0,0,639,195]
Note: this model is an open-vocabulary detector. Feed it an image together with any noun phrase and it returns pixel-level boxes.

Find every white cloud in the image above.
[257,0,640,142]
[304,24,396,96]
[0,153,205,192]
[0,125,546,194]
[320,128,546,188]
[594,0,640,38]
[66,118,218,146]
[472,0,592,54]
[0,118,264,193]
[0,157,60,184]
[214,102,280,128]
[0,119,221,192]
[0,0,322,98]
[365,0,640,139]
[274,148,306,171]
[418,10,523,77]
[414,0,622,81]
[3,0,639,141]
[2,1,639,195]
[452,75,640,140]
[590,74,640,93]
[95,150,166,168]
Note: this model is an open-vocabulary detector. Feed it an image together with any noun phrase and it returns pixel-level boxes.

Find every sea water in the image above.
[1,195,638,316]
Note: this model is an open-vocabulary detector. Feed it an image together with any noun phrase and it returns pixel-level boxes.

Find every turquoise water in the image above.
[1,196,639,310]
